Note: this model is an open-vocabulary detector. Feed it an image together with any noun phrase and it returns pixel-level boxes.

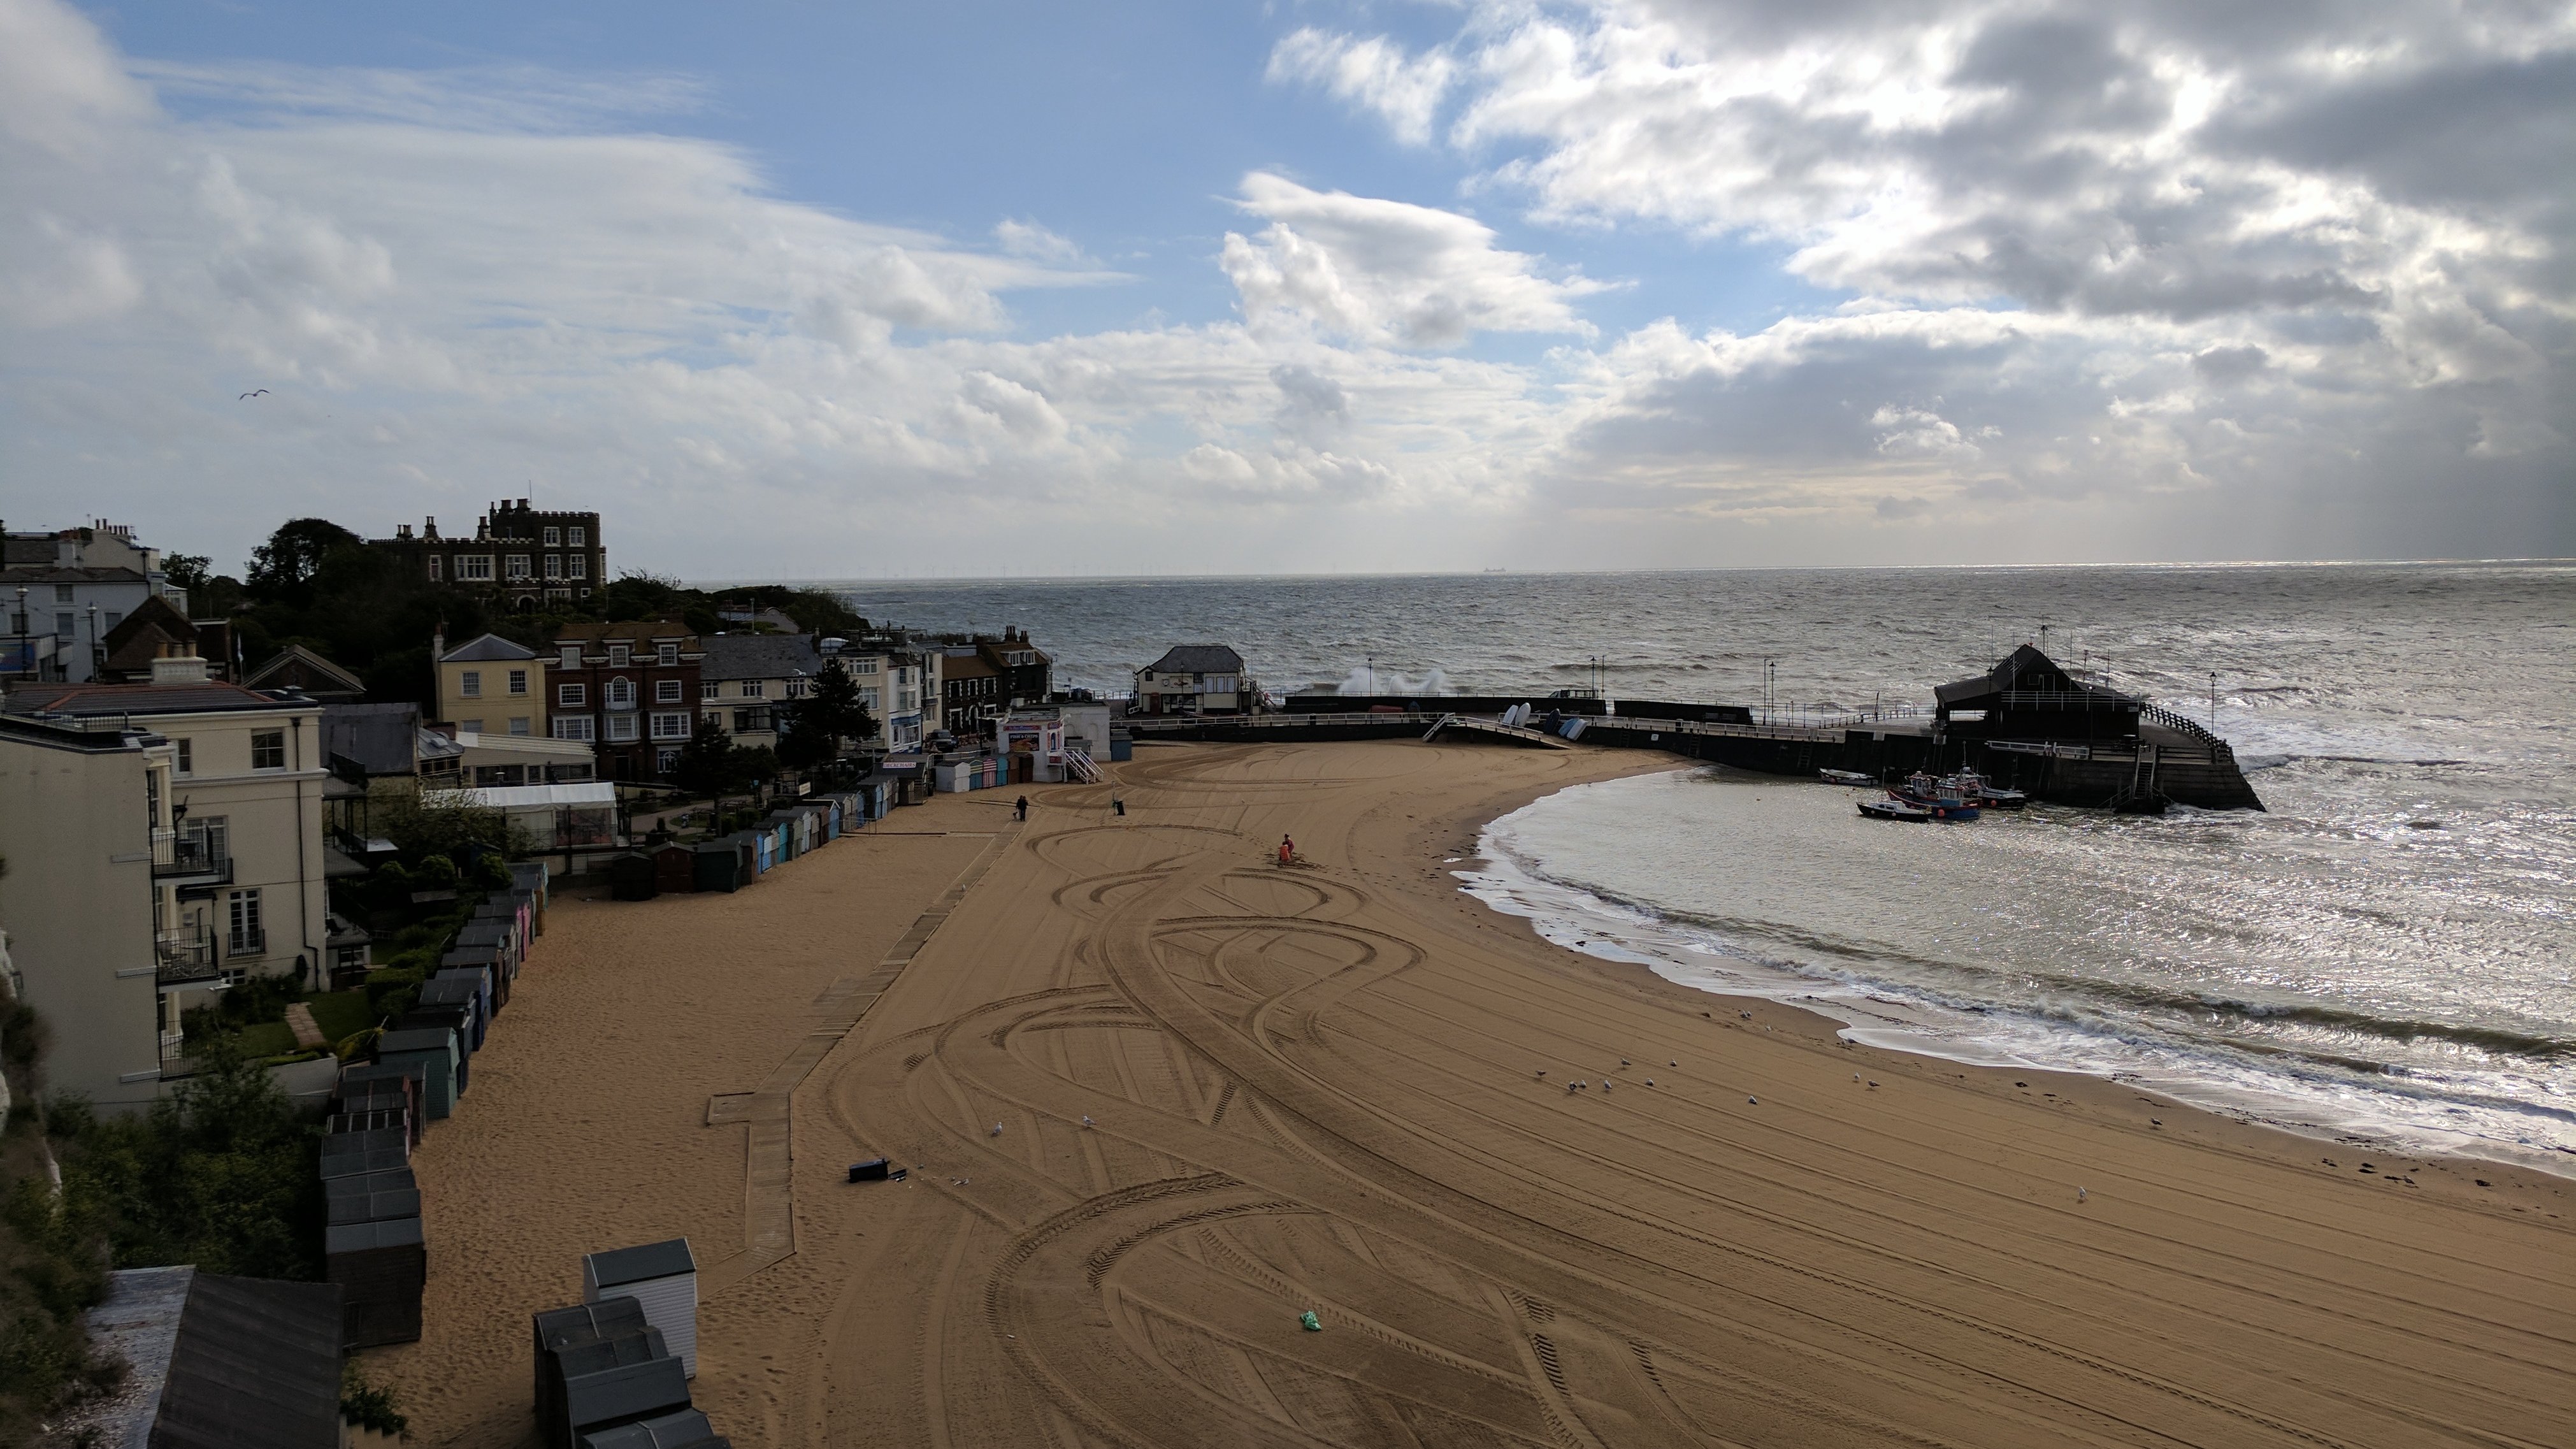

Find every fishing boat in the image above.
[1819,768,1876,786]
[1895,771,1981,820]
[1859,795,1932,822]
[1945,767,2026,809]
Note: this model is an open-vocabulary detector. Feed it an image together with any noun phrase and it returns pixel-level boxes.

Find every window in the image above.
[506,555,531,580]
[175,738,193,774]
[543,526,561,546]
[608,644,630,667]
[544,554,562,580]
[460,718,485,734]
[55,584,75,603]
[569,526,587,546]
[104,611,122,632]
[227,889,263,955]
[656,747,680,774]
[459,670,482,697]
[559,682,586,707]
[649,711,690,739]
[55,613,73,640]
[250,730,285,770]
[508,669,528,695]
[607,714,638,741]
[851,658,879,675]
[458,554,494,580]
[569,556,587,580]
[559,645,582,670]
[700,680,718,700]
[786,679,809,698]
[733,707,771,733]
[655,679,683,703]
[608,677,634,706]
[740,680,764,698]
[860,687,881,711]
[657,643,678,666]
[508,716,531,736]
[428,555,443,582]
[552,716,594,742]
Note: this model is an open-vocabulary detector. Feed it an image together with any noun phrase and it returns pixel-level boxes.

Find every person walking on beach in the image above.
[1277,833,1295,867]
[1014,795,1029,821]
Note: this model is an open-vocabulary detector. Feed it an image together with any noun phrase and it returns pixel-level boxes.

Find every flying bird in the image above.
[238,389,268,399]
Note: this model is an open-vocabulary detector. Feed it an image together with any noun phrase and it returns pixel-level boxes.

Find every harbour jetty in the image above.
[1124,644,2263,812]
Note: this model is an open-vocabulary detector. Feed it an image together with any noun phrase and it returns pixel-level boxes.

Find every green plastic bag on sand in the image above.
[1299,1311,1322,1332]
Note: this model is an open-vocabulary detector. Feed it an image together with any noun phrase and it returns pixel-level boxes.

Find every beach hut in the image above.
[335,1061,424,1134]
[576,1407,728,1448]
[334,1076,422,1146]
[416,978,486,1047]
[327,1215,426,1348]
[764,811,803,861]
[651,843,696,895]
[533,1298,663,1448]
[559,1357,692,1449]
[454,917,522,980]
[609,852,659,901]
[324,1166,420,1229]
[512,860,551,925]
[375,1027,461,1118]
[471,897,531,960]
[442,944,510,1009]
[689,841,744,893]
[435,963,498,1025]
[582,1239,700,1378]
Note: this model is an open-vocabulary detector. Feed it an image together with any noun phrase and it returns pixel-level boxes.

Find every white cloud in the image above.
[1220,171,1606,347]
[1267,27,1458,147]
[0,0,2565,575]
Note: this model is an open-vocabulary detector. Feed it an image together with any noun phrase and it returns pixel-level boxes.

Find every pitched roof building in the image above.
[1134,645,1254,717]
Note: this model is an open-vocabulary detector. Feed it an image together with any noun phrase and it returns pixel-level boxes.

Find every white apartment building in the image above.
[835,646,926,750]
[2,520,184,684]
[1,659,333,1106]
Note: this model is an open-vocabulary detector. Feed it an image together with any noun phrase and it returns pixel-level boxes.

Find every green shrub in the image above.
[341,1360,408,1434]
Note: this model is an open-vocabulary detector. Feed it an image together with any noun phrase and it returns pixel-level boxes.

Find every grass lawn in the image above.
[233,1020,296,1057]
[305,990,382,1045]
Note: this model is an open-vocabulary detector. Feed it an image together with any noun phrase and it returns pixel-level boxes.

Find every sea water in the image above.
[827,563,2575,1171]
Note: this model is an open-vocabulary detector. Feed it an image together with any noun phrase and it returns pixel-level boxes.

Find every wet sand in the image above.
[380,739,2573,1447]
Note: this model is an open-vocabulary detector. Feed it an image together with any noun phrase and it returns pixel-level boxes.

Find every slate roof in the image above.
[1933,644,2132,707]
[1143,644,1245,674]
[701,633,821,681]
[439,631,538,663]
[247,643,368,695]
[99,595,197,675]
[152,1272,345,1449]
[586,1237,698,1288]
[0,564,150,584]
[325,702,421,775]
[4,680,299,717]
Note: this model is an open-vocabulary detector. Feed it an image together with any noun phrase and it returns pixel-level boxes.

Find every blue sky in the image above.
[5,0,2568,576]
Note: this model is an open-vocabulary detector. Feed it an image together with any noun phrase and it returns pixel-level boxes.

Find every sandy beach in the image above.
[377,738,2573,1448]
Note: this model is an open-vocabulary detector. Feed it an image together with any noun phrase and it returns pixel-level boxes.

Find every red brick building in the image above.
[545,621,703,781]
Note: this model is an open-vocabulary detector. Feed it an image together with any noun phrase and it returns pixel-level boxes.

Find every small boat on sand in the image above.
[1859,796,1933,822]
[1819,768,1876,786]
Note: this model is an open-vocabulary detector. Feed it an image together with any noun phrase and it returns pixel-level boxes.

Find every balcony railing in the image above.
[156,930,222,985]
[227,927,266,958]
[152,832,231,884]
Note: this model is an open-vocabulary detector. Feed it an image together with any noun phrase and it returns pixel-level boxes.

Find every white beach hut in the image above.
[580,1239,699,1377]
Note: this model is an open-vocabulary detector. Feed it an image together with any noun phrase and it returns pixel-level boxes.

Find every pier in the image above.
[1120,645,2264,812]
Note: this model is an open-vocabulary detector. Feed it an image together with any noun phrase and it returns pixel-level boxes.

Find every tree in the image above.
[367,780,527,862]
[244,518,364,602]
[670,716,739,802]
[778,658,878,769]
[162,552,212,591]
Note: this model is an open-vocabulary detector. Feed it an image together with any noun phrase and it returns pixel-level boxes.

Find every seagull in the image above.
[1644,1079,1653,1086]
[990,1123,1004,1137]
[2078,1186,2088,1202]
[238,389,268,399]
[1747,1096,1759,1105]
[1080,1114,1095,1128]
